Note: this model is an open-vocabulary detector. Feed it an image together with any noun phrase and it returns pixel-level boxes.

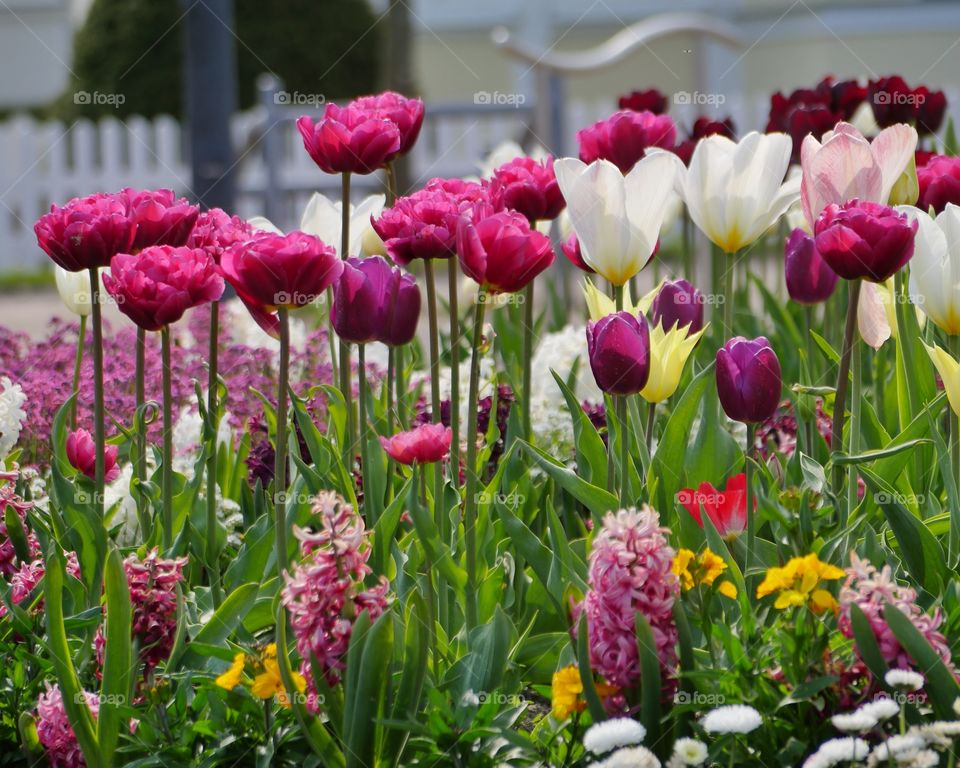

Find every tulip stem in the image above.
[722,257,734,334]
[831,279,861,522]
[448,260,461,480]
[70,314,86,431]
[745,422,756,576]
[340,171,355,467]
[617,396,629,504]
[423,259,445,545]
[605,284,625,495]
[464,288,488,631]
[950,334,960,495]
[357,344,373,521]
[161,325,173,550]
[645,402,656,454]
[327,288,338,384]
[847,341,862,517]
[135,326,146,484]
[385,161,398,207]
[396,343,408,429]
[522,281,534,442]
[206,300,222,606]
[275,307,290,569]
[385,347,396,507]
[88,268,105,518]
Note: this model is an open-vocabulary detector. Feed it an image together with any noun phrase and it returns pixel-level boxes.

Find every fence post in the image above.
[258,74,284,225]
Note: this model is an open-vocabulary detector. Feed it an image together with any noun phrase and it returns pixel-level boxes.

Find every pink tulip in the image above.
[560,233,594,274]
[488,156,565,222]
[814,200,916,283]
[104,246,224,331]
[187,208,254,264]
[379,423,452,465]
[122,188,199,250]
[66,428,119,482]
[800,122,918,231]
[35,192,135,272]
[577,109,676,174]
[917,154,960,214]
[351,91,425,156]
[297,104,401,175]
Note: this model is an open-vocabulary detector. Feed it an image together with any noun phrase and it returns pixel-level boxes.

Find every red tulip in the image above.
[577,110,677,174]
[617,88,668,115]
[586,311,651,396]
[297,104,401,175]
[456,208,554,294]
[67,428,119,483]
[915,87,948,137]
[186,208,254,264]
[488,156,565,222]
[814,200,917,282]
[679,473,751,539]
[352,91,425,156]
[35,192,135,271]
[122,188,199,250]
[372,178,487,265]
[379,423,452,465]
[868,76,946,135]
[715,336,782,424]
[103,246,224,331]
[332,256,421,345]
[673,116,736,165]
[784,228,839,305]
[917,155,960,214]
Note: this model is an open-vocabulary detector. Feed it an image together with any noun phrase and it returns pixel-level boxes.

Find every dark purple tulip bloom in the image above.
[814,200,917,283]
[332,256,421,346]
[586,312,651,396]
[716,336,782,423]
[122,188,199,250]
[784,228,839,305]
[651,278,704,332]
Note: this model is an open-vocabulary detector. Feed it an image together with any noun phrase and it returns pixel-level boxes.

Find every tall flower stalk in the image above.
[160,325,174,547]
[448,261,461,476]
[275,307,291,566]
[70,315,86,431]
[89,268,106,516]
[463,288,487,630]
[339,170,355,456]
[206,301,221,600]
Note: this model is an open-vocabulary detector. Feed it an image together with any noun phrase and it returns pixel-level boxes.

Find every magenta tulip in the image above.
[560,233,594,274]
[784,228,839,305]
[918,155,960,214]
[814,200,917,283]
[186,208,254,263]
[586,312,651,396]
[352,91,425,156]
[67,428,119,483]
[488,156,565,222]
[650,279,704,332]
[297,105,401,175]
[456,208,554,294]
[577,110,677,173]
[673,116,737,165]
[122,188,199,250]
[35,192,135,271]
[716,336,782,424]
[617,88,668,115]
[103,246,224,331]
[332,256,421,345]
[379,423,452,465]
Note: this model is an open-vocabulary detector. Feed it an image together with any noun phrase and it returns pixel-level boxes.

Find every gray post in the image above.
[181,0,237,212]
[257,74,285,225]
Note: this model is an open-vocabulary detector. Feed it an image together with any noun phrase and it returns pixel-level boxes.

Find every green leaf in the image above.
[518,439,618,518]
[634,613,663,751]
[576,615,606,722]
[385,593,428,766]
[463,606,514,695]
[344,610,394,768]
[172,582,259,670]
[848,603,889,684]
[832,439,932,465]
[97,546,132,764]
[551,369,607,488]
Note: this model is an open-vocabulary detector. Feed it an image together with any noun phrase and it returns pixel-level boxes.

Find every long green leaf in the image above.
[635,613,663,753]
[518,439,618,517]
[97,546,132,764]
[344,610,394,768]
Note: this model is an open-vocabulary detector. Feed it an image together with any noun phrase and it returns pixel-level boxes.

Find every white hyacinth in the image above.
[699,704,762,734]
[666,737,708,766]
[593,745,660,768]
[583,718,646,755]
[803,737,870,768]
[885,669,925,692]
[0,377,27,459]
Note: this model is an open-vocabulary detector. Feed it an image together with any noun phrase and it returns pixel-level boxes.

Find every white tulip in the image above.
[904,203,960,334]
[680,131,799,253]
[249,192,386,258]
[54,265,105,317]
[554,153,682,286]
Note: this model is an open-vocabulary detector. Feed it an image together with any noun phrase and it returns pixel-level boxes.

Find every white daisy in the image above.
[699,704,762,734]
[885,669,925,692]
[584,718,647,755]
[803,737,870,768]
[668,737,708,766]
[594,745,660,768]
[869,734,927,764]
[832,711,878,732]
[859,697,902,722]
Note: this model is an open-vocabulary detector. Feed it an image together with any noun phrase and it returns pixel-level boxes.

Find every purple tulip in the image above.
[651,278,704,332]
[586,312,651,396]
[716,336,782,423]
[784,228,839,305]
[332,256,421,345]
[813,200,917,283]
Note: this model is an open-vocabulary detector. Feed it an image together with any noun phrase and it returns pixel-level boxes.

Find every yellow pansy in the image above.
[672,547,737,598]
[215,652,245,690]
[756,553,844,614]
[923,342,960,416]
[251,646,308,708]
[551,665,585,720]
[640,322,707,404]
[583,278,659,322]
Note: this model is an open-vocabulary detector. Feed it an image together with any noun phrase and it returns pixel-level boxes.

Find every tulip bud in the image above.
[814,200,917,283]
[379,423,452,465]
[784,228,839,305]
[888,153,919,207]
[715,336,782,423]
[66,428,120,482]
[332,256,421,346]
[55,266,99,317]
[650,279,704,332]
[586,312,651,396]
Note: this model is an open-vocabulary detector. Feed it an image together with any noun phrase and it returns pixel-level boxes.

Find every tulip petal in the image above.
[857,282,892,349]
[924,341,960,416]
[872,124,919,204]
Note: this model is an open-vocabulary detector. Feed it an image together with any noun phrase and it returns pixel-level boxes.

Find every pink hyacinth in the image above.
[94,549,186,675]
[0,469,38,576]
[575,506,679,692]
[282,491,390,711]
[36,683,99,768]
[372,177,487,265]
[839,553,955,677]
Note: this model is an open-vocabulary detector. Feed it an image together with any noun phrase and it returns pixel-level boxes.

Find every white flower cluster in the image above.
[0,376,27,459]
[832,697,900,732]
[666,738,708,767]
[699,704,762,734]
[583,718,664,768]
[803,737,870,768]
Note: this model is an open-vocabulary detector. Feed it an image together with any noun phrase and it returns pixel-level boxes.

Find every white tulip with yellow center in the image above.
[641,321,707,404]
[681,131,799,254]
[903,203,960,335]
[555,153,682,286]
